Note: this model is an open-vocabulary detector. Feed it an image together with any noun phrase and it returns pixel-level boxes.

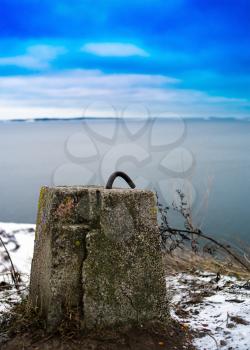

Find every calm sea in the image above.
[0,118,250,246]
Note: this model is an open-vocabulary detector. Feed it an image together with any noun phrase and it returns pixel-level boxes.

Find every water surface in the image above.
[0,118,249,246]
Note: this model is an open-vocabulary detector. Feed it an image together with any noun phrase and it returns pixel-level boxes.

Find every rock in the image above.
[220,339,227,346]
[29,186,168,330]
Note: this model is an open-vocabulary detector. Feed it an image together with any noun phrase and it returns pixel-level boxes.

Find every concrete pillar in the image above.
[29,186,168,330]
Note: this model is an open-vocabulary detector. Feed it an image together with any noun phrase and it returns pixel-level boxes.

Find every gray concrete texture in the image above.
[29,186,168,330]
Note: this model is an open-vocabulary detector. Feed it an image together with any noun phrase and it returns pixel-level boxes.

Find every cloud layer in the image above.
[82,43,149,57]
[0,45,66,69]
[0,69,248,120]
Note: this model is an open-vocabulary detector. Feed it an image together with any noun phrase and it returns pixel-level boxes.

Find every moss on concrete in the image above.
[29,186,169,331]
[83,189,168,329]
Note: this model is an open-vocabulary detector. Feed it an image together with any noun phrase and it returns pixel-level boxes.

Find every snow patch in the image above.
[167,272,250,350]
[0,222,35,314]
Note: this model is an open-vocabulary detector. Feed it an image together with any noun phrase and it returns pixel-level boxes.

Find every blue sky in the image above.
[0,0,249,119]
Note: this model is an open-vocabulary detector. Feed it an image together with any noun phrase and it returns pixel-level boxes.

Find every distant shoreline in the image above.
[0,116,250,123]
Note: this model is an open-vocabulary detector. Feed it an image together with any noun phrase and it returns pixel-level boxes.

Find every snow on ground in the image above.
[0,222,35,275]
[1,223,250,349]
[167,272,250,350]
[0,222,35,314]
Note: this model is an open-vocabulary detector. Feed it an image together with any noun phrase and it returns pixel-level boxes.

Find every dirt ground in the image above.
[1,321,195,350]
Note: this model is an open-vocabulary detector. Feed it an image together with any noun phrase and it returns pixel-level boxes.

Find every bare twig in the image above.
[158,189,250,272]
[0,235,20,291]
[205,332,219,350]
[168,228,250,272]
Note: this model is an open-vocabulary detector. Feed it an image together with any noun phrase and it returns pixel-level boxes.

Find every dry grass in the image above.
[229,315,249,325]
[1,301,196,350]
[163,248,250,280]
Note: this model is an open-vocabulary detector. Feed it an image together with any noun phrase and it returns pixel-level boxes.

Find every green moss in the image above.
[83,220,168,327]
[35,187,49,239]
[150,206,157,217]
[31,187,168,330]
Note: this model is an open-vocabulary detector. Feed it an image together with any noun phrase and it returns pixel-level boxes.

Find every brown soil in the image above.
[1,321,195,350]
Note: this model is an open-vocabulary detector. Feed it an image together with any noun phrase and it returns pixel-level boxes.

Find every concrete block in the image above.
[29,186,168,330]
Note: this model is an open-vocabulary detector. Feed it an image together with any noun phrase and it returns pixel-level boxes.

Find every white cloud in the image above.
[0,45,66,69]
[81,42,149,57]
[0,69,248,120]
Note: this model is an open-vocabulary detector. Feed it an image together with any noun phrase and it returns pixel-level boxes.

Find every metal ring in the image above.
[105,171,136,189]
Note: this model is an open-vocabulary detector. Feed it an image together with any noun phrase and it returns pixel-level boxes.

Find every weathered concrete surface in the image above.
[29,186,168,330]
[29,187,90,329]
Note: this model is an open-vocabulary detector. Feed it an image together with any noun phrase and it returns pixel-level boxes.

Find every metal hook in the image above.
[105,171,136,189]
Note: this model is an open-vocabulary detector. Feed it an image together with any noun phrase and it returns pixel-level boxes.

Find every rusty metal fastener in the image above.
[105,171,136,189]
